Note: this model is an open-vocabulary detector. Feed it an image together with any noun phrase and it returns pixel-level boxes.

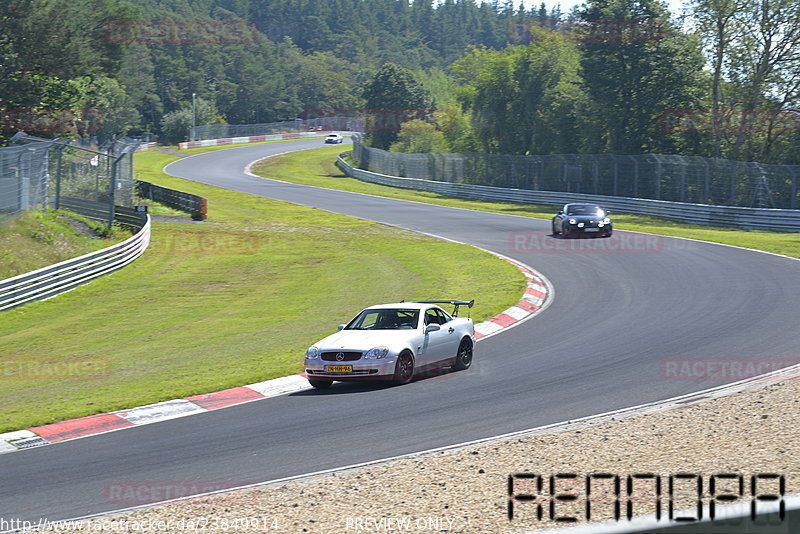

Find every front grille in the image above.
[321,351,362,361]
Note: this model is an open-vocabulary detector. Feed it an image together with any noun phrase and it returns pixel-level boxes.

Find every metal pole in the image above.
[108,154,120,229]
[191,92,197,141]
[54,144,66,210]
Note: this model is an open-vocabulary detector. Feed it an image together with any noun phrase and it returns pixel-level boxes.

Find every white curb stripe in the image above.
[475,321,504,335]
[115,399,206,426]
[504,306,531,320]
[0,430,35,441]
[245,375,312,398]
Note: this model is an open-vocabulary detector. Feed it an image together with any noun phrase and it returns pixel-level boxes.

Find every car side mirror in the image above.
[338,324,345,330]
[557,210,563,215]
[425,324,440,333]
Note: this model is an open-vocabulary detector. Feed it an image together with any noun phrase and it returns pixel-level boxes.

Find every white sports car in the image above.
[304,300,475,388]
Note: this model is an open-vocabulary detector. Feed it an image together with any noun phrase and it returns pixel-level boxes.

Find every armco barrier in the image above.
[136,181,207,220]
[178,131,351,150]
[337,155,800,232]
[0,215,151,311]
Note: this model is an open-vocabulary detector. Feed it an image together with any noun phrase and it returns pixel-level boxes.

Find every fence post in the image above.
[108,154,124,228]
[654,155,661,200]
[54,144,67,210]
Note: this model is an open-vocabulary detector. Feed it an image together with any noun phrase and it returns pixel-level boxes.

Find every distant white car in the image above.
[324,133,343,144]
[304,300,475,388]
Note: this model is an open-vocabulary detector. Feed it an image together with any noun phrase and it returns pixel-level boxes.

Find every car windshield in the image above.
[345,308,420,330]
[567,205,604,217]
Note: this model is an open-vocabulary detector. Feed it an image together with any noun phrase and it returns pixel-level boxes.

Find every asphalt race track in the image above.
[3,139,800,523]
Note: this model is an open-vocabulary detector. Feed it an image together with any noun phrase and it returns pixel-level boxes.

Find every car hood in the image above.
[314,329,414,351]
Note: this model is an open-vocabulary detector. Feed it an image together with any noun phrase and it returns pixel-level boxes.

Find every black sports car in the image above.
[552,203,613,237]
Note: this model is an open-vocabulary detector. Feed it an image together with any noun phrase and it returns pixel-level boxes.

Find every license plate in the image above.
[325,365,353,373]
[584,228,600,232]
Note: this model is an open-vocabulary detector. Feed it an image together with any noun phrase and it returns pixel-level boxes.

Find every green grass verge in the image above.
[253,147,800,259]
[0,211,130,279]
[0,146,524,433]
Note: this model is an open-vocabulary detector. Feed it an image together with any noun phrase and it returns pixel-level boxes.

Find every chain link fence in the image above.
[0,140,55,219]
[1,133,140,225]
[190,116,364,141]
[352,136,800,209]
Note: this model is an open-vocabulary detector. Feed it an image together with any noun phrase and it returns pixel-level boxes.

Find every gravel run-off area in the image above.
[39,367,800,534]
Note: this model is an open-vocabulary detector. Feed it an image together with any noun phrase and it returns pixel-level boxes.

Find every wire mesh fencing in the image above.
[190,116,364,141]
[352,137,800,209]
[1,133,141,225]
[0,140,55,219]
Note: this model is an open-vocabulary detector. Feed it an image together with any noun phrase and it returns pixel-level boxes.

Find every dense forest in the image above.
[1,0,798,163]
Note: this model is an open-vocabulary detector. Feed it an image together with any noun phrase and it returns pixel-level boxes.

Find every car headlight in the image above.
[578,222,584,228]
[603,217,611,224]
[568,218,577,225]
[306,347,320,359]
[364,346,389,359]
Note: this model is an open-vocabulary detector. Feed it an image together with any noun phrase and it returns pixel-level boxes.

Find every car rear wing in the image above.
[414,300,474,317]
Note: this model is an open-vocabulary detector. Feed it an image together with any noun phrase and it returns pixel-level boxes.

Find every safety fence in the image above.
[3,133,142,226]
[0,215,151,311]
[337,154,800,232]
[136,181,207,220]
[352,137,800,210]
[190,116,363,141]
[0,140,54,219]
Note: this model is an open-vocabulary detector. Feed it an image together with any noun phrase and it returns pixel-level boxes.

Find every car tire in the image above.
[454,338,473,371]
[309,379,333,389]
[552,221,559,236]
[604,230,613,237]
[393,352,414,385]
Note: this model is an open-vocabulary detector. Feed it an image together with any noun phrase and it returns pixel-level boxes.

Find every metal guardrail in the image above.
[136,181,207,220]
[0,215,151,311]
[337,155,800,232]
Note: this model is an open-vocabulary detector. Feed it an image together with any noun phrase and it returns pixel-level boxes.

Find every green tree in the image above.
[389,119,449,153]
[160,98,222,144]
[578,0,705,153]
[361,63,433,149]
[452,33,588,155]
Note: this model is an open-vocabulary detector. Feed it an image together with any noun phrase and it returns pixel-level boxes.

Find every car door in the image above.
[434,308,461,362]
[419,308,450,366]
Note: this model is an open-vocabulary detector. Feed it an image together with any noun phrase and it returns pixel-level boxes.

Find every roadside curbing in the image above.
[0,264,550,452]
